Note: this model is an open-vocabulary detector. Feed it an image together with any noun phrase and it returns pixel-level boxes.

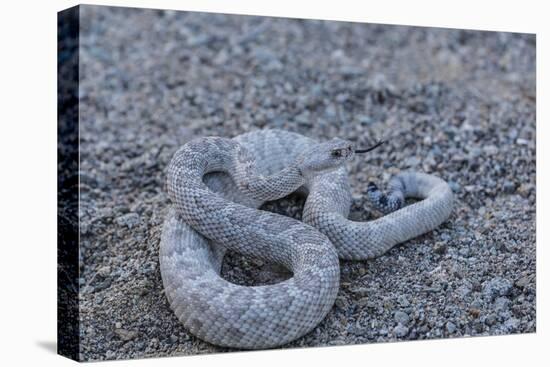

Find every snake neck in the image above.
[230,142,306,201]
[167,137,306,206]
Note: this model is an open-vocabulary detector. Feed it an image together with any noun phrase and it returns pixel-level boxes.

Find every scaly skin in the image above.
[159,129,453,349]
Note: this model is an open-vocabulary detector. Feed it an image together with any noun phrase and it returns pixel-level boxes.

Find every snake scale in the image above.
[159,129,453,349]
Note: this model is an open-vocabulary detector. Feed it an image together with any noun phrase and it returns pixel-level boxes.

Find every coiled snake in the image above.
[160,129,453,349]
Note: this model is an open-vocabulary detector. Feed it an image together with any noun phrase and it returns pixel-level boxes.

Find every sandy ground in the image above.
[75,5,535,361]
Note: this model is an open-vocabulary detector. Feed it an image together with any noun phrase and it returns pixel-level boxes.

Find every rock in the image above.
[433,242,447,255]
[456,284,472,298]
[393,324,409,337]
[116,213,141,229]
[472,320,485,333]
[294,112,311,126]
[357,267,367,277]
[485,314,498,326]
[105,350,116,359]
[397,295,410,307]
[516,138,529,145]
[494,297,511,313]
[504,318,520,331]
[357,115,373,125]
[80,171,100,187]
[449,181,460,193]
[334,297,349,310]
[459,247,470,257]
[446,321,457,334]
[464,185,477,193]
[468,308,481,318]
[94,278,112,292]
[115,328,138,341]
[404,157,421,167]
[471,299,483,309]
[482,278,513,300]
[349,325,368,337]
[483,145,499,155]
[98,266,112,277]
[503,181,516,194]
[394,311,410,325]
[515,276,530,289]
[351,287,369,298]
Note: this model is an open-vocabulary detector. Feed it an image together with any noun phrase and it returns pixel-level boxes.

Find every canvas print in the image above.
[58,4,536,362]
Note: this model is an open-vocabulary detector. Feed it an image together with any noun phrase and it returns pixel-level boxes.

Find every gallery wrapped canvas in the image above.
[58,4,535,362]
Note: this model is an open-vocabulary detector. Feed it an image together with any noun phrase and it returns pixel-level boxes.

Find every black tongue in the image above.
[355,140,386,153]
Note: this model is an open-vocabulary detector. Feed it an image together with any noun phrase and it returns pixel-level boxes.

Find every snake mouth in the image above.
[355,140,386,154]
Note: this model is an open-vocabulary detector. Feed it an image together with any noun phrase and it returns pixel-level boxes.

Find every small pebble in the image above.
[433,242,447,255]
[393,324,409,337]
[394,311,410,325]
[485,314,498,326]
[446,322,457,334]
[116,213,141,229]
[115,329,138,341]
[482,278,513,300]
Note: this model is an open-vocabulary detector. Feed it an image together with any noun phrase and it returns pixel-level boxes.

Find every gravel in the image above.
[75,5,536,362]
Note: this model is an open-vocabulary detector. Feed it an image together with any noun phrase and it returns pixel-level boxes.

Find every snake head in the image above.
[297,138,355,177]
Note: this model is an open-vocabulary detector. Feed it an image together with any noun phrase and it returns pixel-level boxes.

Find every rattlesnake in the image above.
[159,129,453,349]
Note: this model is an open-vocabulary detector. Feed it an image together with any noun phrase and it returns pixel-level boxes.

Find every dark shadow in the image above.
[36,340,57,354]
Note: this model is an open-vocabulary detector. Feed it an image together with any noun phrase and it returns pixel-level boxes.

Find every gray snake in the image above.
[159,129,453,349]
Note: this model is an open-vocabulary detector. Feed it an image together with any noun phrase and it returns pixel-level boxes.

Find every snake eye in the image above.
[331,150,342,157]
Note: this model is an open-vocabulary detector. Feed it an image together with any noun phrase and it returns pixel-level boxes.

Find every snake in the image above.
[159,129,453,349]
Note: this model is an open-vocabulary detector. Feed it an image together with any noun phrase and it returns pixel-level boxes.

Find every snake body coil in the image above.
[160,129,453,349]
